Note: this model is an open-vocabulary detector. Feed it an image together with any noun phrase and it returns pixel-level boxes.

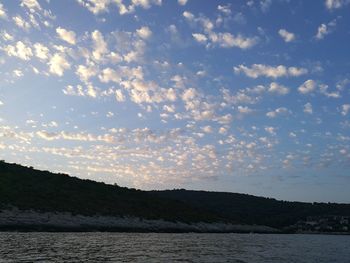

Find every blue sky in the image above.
[0,0,349,202]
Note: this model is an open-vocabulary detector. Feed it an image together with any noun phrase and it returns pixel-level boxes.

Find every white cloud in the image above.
[201,125,213,133]
[183,11,195,21]
[184,11,257,49]
[234,64,307,78]
[341,104,350,116]
[13,69,23,77]
[316,24,328,40]
[1,31,14,41]
[298,79,316,94]
[192,33,207,43]
[77,0,113,14]
[48,53,71,76]
[76,65,98,83]
[13,15,31,30]
[20,0,42,11]
[211,33,257,49]
[115,89,125,102]
[266,107,289,118]
[34,43,50,60]
[316,19,336,40]
[325,0,350,10]
[77,0,162,15]
[56,27,76,45]
[217,4,231,15]
[0,3,7,19]
[92,30,108,61]
[136,26,152,39]
[3,41,33,60]
[319,84,341,98]
[303,102,313,114]
[268,82,289,95]
[265,126,276,136]
[278,29,295,42]
[238,106,254,114]
[178,0,188,5]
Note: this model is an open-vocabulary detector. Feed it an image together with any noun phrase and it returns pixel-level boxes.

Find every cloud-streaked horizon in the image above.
[0,0,349,202]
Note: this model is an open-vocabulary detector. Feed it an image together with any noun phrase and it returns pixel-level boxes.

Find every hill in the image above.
[0,161,218,224]
[1,160,349,232]
[151,190,350,228]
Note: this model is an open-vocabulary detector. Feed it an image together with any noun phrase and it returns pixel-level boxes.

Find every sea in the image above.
[0,232,349,262]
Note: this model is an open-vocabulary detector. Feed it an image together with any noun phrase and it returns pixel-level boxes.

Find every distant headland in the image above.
[0,161,349,233]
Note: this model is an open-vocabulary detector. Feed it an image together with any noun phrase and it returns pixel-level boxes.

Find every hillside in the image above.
[152,190,350,228]
[0,161,218,224]
[1,160,349,231]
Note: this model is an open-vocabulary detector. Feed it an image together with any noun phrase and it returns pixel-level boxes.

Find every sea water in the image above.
[0,232,349,262]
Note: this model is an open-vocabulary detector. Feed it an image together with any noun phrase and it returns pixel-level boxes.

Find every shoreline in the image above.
[0,208,278,234]
[1,209,349,235]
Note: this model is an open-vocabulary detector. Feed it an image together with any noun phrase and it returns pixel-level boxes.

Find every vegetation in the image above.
[0,161,218,223]
[151,189,350,228]
[1,160,349,229]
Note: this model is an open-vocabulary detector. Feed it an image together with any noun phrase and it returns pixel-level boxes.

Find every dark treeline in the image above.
[0,161,218,223]
[151,190,350,228]
[1,161,349,229]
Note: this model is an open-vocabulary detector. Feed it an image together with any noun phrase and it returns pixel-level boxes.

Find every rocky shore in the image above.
[0,208,279,233]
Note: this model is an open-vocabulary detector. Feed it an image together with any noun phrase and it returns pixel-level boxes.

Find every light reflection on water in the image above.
[0,233,349,262]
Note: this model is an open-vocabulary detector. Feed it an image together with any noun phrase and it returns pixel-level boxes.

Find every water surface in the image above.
[0,233,349,262]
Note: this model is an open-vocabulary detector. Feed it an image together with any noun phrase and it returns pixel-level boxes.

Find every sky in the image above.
[0,0,349,202]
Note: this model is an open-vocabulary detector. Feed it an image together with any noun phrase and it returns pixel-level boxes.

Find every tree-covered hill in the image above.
[151,189,350,228]
[1,160,349,229]
[0,161,218,223]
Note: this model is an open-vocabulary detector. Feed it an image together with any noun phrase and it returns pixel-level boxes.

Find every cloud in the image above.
[303,102,313,114]
[37,130,115,143]
[234,64,307,78]
[184,11,258,49]
[76,64,98,83]
[183,11,195,21]
[13,15,31,30]
[115,89,126,102]
[3,41,33,60]
[178,0,188,5]
[316,19,336,40]
[77,0,114,14]
[278,29,295,42]
[1,31,14,41]
[260,0,272,12]
[48,53,71,76]
[192,33,207,43]
[91,30,108,61]
[77,0,162,15]
[0,3,7,19]
[136,26,152,39]
[238,106,254,114]
[63,84,101,98]
[34,43,50,60]
[341,104,350,116]
[298,79,316,94]
[268,82,289,95]
[266,107,289,118]
[56,27,77,45]
[325,0,350,10]
[20,0,42,11]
